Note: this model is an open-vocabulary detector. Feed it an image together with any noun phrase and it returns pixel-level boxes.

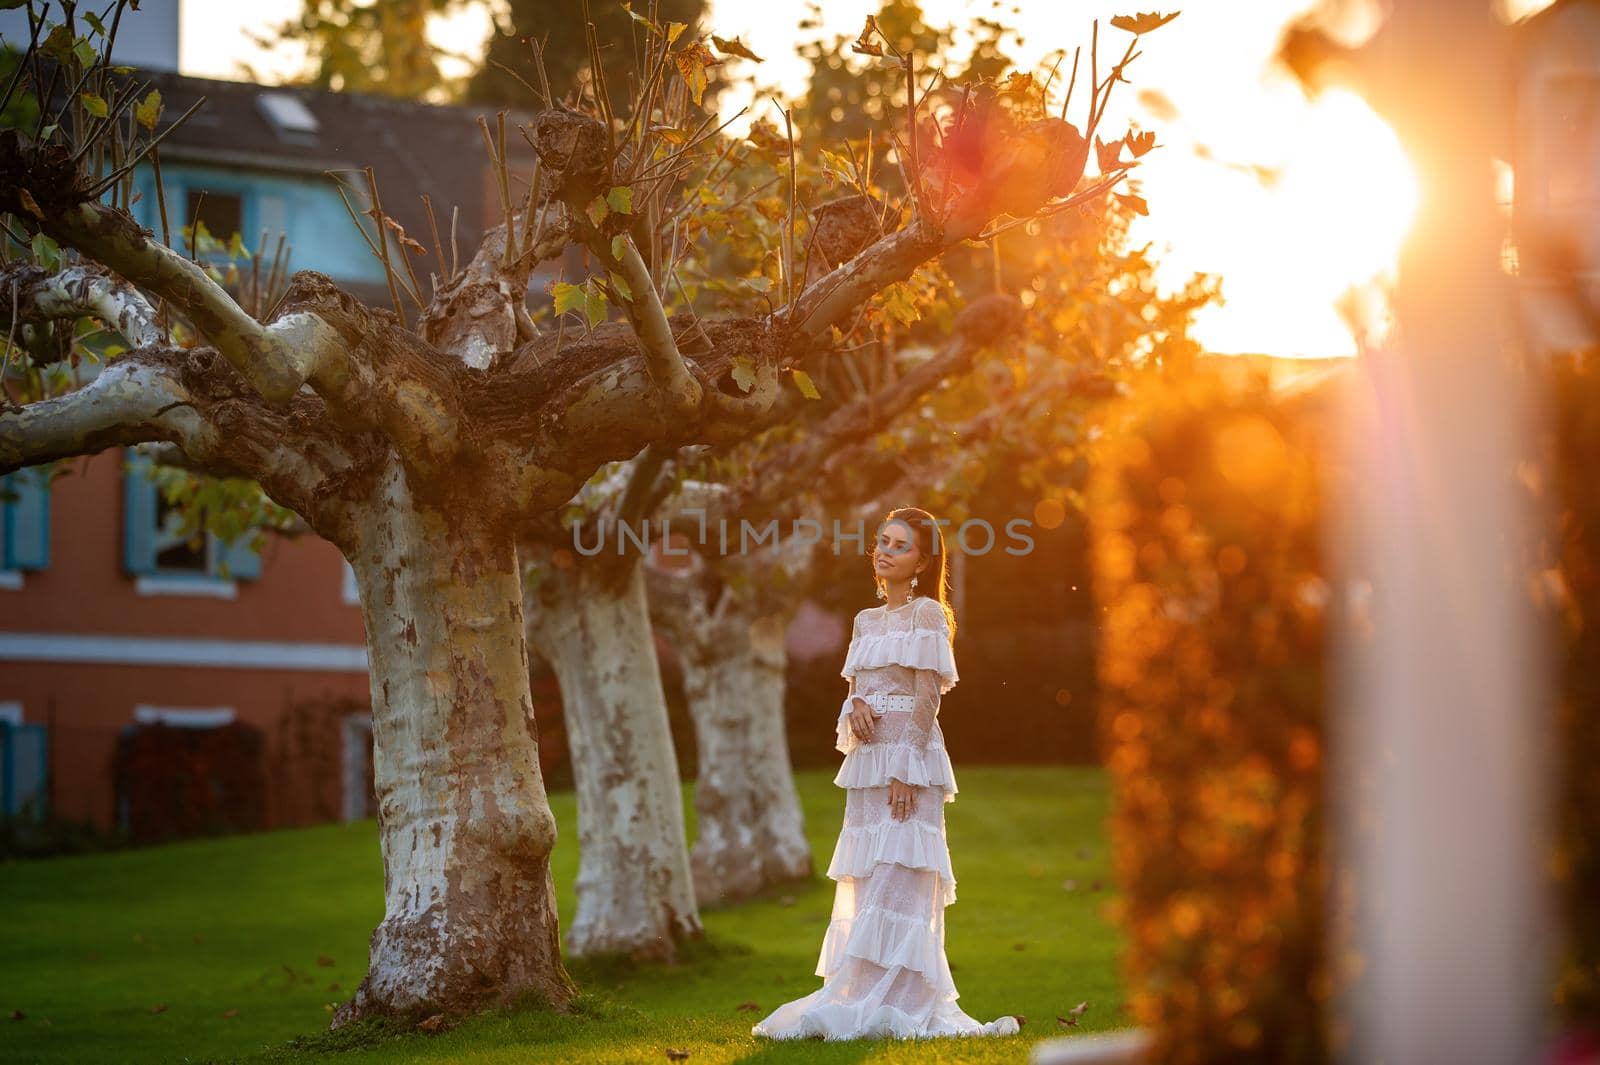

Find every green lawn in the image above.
[0,766,1125,1064]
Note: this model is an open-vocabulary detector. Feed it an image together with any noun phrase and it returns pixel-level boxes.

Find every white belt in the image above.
[839,692,915,715]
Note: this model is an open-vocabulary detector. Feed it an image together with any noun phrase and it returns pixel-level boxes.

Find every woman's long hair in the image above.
[873,506,957,646]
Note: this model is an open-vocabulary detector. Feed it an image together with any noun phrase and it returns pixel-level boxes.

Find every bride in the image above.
[752,506,1020,1041]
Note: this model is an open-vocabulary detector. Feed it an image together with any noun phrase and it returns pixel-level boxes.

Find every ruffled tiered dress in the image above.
[751,596,1020,1041]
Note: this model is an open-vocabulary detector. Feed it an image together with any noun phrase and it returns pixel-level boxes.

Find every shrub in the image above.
[1089,368,1333,1064]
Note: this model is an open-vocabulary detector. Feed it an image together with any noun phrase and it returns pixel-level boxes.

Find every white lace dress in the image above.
[751,596,1020,1041]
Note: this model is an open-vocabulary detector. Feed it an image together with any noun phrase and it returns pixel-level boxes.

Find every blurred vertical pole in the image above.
[1333,2,1553,1064]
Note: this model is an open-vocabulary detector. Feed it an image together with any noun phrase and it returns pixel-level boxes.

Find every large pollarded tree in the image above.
[0,3,1161,1023]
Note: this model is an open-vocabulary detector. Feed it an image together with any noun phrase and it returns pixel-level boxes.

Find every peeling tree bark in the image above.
[523,545,701,959]
[334,458,575,1025]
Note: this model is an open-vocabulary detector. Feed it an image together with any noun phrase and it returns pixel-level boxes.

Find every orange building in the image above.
[0,449,373,835]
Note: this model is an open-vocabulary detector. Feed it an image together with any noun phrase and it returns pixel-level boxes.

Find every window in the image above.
[185,187,243,256]
[123,451,262,589]
[0,702,47,819]
[0,468,51,583]
[256,91,320,145]
[133,706,236,728]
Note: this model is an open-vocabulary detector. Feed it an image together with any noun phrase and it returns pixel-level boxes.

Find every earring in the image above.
[907,574,918,602]
[875,582,887,601]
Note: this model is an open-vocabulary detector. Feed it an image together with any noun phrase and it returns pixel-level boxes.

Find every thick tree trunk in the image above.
[333,460,575,1027]
[679,608,812,906]
[523,551,702,959]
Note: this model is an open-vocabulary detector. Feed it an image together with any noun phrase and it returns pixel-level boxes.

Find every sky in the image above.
[173,0,1555,359]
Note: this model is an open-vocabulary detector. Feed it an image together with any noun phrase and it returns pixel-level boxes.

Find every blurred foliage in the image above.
[272,0,712,107]
[793,0,1017,148]
[470,0,709,109]
[266,0,459,99]
[1088,368,1333,1064]
[0,45,40,131]
[1548,355,1600,1026]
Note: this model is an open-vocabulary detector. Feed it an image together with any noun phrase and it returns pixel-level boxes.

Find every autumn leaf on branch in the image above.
[1110,10,1181,34]
[711,35,763,62]
[789,368,821,400]
[1095,135,1125,173]
[380,215,426,255]
[134,89,162,131]
[621,3,686,44]
[851,15,885,57]
[674,40,722,107]
[1127,130,1157,157]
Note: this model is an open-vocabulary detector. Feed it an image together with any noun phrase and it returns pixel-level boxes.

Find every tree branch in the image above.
[1,261,164,350]
[0,354,200,472]
[529,108,703,421]
[735,295,1023,520]
[37,201,347,403]
[610,235,702,419]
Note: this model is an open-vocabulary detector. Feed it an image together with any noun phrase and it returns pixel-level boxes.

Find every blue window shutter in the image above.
[2,468,50,571]
[122,452,159,575]
[211,531,262,581]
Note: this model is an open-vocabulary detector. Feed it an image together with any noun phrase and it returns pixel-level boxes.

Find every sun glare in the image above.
[1137,87,1419,357]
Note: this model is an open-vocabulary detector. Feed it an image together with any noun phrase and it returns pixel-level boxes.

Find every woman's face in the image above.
[873,520,923,583]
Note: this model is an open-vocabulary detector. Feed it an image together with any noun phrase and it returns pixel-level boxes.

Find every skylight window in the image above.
[256,91,320,136]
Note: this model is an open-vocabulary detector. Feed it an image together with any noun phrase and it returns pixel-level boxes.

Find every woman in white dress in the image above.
[752,507,1021,1041]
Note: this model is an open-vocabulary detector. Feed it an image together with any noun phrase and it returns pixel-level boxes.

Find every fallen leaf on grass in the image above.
[10,1009,23,1021]
[417,1013,454,1034]
[192,934,203,944]
[735,1001,760,1012]
[1063,879,1079,891]
[327,982,341,992]
[316,954,335,967]
[1013,943,1027,951]
[221,1009,238,1019]
[148,1004,167,1015]
[665,1049,690,1061]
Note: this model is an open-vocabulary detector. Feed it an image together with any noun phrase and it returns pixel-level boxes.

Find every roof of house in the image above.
[87,69,556,306]
[133,68,537,246]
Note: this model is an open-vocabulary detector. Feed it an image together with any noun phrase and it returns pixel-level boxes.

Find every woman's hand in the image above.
[888,778,918,822]
[848,696,882,743]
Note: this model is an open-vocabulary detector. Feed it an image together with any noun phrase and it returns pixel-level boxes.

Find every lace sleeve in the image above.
[903,664,939,753]
[847,611,861,698]
[899,599,954,755]
[837,611,863,753]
